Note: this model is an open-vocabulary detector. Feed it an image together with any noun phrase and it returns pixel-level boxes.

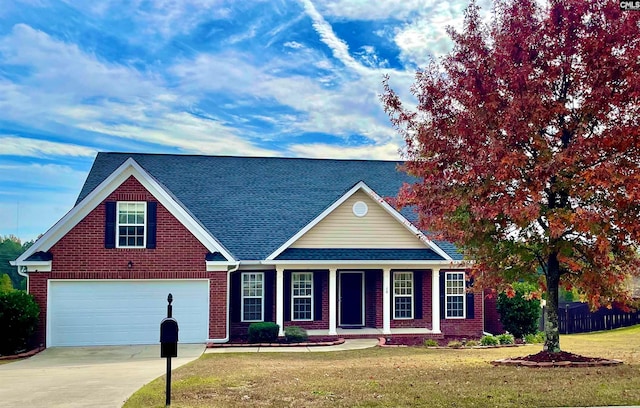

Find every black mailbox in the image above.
[160,317,179,358]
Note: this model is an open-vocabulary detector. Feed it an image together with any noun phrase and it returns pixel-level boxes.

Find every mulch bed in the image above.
[0,346,45,360]
[492,350,623,367]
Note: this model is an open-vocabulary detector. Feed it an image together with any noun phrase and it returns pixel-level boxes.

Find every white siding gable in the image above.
[290,190,426,249]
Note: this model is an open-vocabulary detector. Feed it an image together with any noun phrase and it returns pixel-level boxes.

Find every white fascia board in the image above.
[265,180,453,262]
[262,260,467,269]
[17,157,234,263]
[9,261,52,272]
[205,261,235,271]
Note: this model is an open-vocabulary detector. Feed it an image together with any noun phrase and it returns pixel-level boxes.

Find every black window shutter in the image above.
[146,201,157,249]
[284,272,291,321]
[414,271,423,320]
[314,271,323,321]
[466,277,475,319]
[231,272,241,323]
[105,202,116,248]
[264,271,274,322]
[439,271,445,319]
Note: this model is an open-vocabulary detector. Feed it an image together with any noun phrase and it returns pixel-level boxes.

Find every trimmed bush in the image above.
[480,335,499,346]
[0,290,39,355]
[465,340,479,347]
[284,326,308,343]
[496,282,541,339]
[524,331,546,344]
[247,322,280,343]
[423,339,438,347]
[447,340,463,348]
[497,333,515,345]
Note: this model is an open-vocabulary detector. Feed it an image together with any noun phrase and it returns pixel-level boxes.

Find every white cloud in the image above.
[313,0,427,20]
[284,41,304,49]
[0,135,96,158]
[288,141,402,160]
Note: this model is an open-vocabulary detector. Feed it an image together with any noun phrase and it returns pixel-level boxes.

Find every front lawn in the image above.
[125,325,640,407]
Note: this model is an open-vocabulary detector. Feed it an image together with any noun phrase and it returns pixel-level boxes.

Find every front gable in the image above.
[267,181,452,261]
[291,190,425,249]
[16,158,234,266]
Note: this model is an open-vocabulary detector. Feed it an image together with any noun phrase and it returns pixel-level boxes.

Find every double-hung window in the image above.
[117,202,146,248]
[292,272,313,321]
[242,273,264,322]
[393,272,413,319]
[445,272,465,318]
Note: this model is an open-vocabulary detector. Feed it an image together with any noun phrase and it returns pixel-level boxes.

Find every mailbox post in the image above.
[160,293,179,406]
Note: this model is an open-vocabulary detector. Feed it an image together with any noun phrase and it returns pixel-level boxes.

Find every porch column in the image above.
[432,268,441,333]
[328,268,337,335]
[276,266,285,337]
[382,268,391,335]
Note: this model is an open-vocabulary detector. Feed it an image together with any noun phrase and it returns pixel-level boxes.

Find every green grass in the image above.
[125,325,640,407]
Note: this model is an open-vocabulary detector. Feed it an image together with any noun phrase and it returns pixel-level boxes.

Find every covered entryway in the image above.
[47,280,209,347]
[339,272,364,326]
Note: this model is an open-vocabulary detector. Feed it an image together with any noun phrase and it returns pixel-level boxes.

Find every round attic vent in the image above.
[352,201,368,217]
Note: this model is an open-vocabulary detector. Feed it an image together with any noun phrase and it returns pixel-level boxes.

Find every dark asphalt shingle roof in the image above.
[78,153,462,261]
[275,248,445,261]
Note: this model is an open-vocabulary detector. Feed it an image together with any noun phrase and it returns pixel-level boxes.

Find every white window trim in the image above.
[393,271,414,320]
[291,272,314,321]
[445,271,466,319]
[116,201,147,249]
[241,272,264,322]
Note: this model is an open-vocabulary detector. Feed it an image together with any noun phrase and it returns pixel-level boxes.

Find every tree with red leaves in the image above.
[382,0,640,352]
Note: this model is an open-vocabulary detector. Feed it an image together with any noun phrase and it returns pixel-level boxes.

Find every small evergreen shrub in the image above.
[524,331,545,344]
[423,339,439,347]
[284,326,308,343]
[447,340,463,348]
[496,282,541,339]
[247,322,279,343]
[480,335,499,346]
[0,290,39,355]
[497,333,515,345]
[465,340,479,347]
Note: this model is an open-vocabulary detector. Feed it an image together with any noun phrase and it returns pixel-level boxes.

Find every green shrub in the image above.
[465,340,479,347]
[247,322,279,343]
[524,331,546,344]
[0,290,39,355]
[447,340,463,348]
[496,282,541,339]
[497,333,515,345]
[423,339,438,347]
[480,335,499,346]
[284,326,308,343]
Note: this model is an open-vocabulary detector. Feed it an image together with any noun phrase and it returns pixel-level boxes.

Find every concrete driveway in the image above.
[0,344,204,408]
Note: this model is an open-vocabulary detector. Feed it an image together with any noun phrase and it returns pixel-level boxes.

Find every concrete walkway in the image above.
[205,338,379,353]
[0,344,204,408]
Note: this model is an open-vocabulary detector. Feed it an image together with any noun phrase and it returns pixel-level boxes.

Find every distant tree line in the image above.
[0,235,34,291]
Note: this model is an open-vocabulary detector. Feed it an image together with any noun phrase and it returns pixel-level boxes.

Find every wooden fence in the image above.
[540,302,640,334]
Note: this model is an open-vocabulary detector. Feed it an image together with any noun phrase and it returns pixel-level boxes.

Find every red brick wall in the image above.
[483,289,504,335]
[29,176,229,346]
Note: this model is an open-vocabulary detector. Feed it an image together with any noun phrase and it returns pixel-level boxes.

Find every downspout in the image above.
[207,261,240,344]
[11,262,29,293]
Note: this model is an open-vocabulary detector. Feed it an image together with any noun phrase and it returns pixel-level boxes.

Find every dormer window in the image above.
[117,202,146,248]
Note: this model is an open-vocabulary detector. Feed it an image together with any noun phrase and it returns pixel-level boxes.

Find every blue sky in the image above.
[0,0,492,242]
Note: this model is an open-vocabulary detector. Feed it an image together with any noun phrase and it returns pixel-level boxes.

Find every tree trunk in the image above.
[544,252,561,352]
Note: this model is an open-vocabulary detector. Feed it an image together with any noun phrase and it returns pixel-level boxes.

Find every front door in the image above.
[339,272,364,326]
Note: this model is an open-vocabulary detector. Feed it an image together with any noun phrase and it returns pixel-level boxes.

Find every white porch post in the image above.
[276,266,285,337]
[328,268,337,335]
[382,268,391,335]
[432,268,441,333]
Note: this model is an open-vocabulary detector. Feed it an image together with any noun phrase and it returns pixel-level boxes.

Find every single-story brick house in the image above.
[13,153,487,347]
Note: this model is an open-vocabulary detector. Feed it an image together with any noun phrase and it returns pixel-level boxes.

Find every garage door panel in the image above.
[49,280,209,347]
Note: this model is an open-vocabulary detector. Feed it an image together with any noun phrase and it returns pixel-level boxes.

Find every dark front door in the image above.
[340,272,364,326]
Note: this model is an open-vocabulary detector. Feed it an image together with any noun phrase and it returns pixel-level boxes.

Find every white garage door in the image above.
[48,280,209,347]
